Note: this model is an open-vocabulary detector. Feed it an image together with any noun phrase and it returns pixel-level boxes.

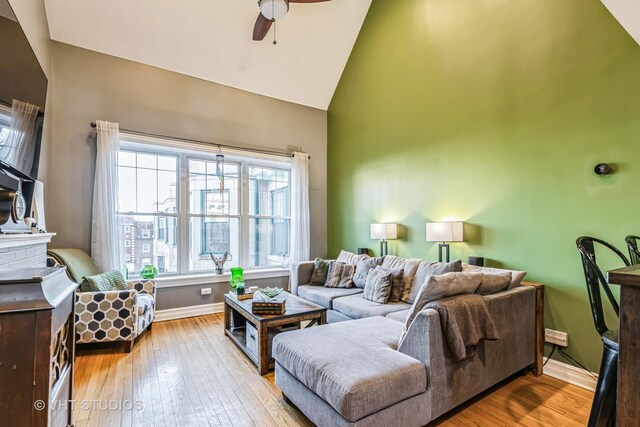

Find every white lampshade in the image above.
[260,0,289,20]
[426,222,464,242]
[371,223,398,240]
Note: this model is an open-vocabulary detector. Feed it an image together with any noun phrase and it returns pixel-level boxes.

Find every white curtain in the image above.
[290,152,311,263]
[91,120,122,272]
[0,99,40,173]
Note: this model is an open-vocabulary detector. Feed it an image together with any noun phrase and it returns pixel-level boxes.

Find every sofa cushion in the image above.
[462,263,527,289]
[310,258,331,286]
[272,316,427,422]
[333,293,411,319]
[407,259,463,303]
[353,256,383,288]
[297,285,363,309]
[404,272,483,329]
[386,309,410,323]
[476,272,512,295]
[325,262,355,288]
[336,250,368,265]
[363,267,392,303]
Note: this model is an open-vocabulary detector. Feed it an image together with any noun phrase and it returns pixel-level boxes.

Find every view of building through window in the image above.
[116,145,290,276]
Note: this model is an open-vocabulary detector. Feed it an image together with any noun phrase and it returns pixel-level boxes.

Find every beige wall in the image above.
[48,41,327,260]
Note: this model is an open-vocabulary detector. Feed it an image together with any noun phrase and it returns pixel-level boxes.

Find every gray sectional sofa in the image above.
[273,254,543,427]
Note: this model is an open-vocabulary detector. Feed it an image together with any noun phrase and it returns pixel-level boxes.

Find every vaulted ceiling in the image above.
[44,0,372,110]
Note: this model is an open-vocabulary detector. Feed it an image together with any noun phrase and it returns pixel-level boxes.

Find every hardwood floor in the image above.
[74,314,593,427]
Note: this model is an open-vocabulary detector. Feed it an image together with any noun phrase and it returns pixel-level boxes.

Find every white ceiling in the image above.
[601,0,640,47]
[44,0,371,110]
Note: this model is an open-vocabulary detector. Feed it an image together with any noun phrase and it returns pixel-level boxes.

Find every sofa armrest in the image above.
[289,261,315,296]
[398,309,445,375]
[127,279,156,297]
[75,290,137,343]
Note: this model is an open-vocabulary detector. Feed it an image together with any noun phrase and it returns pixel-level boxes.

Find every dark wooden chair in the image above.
[576,236,630,427]
[625,235,640,265]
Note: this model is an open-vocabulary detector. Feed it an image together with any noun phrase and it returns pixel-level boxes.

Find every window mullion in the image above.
[178,154,189,275]
[241,161,250,268]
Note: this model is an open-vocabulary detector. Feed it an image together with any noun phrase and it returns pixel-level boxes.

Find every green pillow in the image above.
[80,271,128,292]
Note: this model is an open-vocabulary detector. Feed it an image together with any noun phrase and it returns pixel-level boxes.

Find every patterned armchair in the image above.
[47,249,156,352]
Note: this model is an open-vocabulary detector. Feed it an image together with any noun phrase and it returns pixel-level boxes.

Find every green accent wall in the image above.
[328,0,640,372]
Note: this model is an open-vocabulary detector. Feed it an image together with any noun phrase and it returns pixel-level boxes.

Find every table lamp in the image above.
[426,221,464,262]
[370,224,398,256]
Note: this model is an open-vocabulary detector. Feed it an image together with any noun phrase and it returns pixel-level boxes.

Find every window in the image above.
[249,166,290,267]
[116,151,178,276]
[116,140,291,277]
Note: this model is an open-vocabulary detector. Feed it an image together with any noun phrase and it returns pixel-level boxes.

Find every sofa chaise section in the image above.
[273,316,429,424]
[275,283,539,426]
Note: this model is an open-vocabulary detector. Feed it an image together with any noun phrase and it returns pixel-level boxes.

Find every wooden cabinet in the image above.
[0,267,77,427]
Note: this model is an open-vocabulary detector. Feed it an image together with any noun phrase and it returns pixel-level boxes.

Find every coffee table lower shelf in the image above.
[223,293,327,375]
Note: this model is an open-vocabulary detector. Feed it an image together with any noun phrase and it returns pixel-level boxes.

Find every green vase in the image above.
[140,265,158,279]
[230,267,244,292]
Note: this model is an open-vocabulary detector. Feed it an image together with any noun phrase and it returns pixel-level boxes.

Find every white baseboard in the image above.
[155,303,224,322]
[543,358,598,391]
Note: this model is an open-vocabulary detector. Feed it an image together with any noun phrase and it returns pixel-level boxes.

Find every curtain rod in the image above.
[89,122,310,159]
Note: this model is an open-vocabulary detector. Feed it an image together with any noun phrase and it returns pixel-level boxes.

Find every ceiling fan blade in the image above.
[253,13,273,41]
[289,0,332,2]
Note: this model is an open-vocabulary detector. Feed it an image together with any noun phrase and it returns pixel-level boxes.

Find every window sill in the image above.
[154,268,290,289]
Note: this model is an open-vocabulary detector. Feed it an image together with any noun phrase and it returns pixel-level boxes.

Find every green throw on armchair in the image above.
[47,249,156,352]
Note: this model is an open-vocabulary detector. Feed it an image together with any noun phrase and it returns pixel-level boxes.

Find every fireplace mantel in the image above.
[0,233,55,269]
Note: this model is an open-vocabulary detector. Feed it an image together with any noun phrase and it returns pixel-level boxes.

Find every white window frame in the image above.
[118,134,292,281]
[116,146,179,277]
[246,164,291,267]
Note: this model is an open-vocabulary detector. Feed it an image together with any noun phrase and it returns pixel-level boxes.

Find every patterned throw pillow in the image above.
[325,262,355,288]
[81,270,128,292]
[363,267,392,304]
[353,257,384,288]
[310,258,330,286]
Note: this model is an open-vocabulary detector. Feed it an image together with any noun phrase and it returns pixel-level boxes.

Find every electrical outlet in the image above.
[545,328,569,347]
[201,287,212,296]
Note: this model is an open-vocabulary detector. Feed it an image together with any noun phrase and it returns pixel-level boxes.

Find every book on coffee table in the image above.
[252,291,288,315]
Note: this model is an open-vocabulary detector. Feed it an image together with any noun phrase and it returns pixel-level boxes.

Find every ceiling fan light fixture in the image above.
[259,0,289,21]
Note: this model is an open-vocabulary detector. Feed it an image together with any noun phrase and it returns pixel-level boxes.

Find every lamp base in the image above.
[438,243,450,263]
[379,240,389,256]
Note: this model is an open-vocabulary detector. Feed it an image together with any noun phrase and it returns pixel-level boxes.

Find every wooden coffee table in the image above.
[224,292,327,375]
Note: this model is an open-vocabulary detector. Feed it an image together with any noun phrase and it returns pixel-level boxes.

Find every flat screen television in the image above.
[0,0,48,232]
[0,0,47,180]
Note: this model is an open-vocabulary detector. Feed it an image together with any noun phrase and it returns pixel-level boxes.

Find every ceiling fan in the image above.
[253,0,332,43]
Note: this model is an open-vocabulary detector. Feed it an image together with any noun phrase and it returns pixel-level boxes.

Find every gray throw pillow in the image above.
[403,272,484,330]
[353,257,383,288]
[476,272,512,295]
[325,262,355,288]
[310,258,330,286]
[406,259,463,303]
[462,263,526,289]
[363,267,392,304]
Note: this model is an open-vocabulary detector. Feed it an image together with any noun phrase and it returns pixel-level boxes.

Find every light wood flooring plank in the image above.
[74,313,592,427]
